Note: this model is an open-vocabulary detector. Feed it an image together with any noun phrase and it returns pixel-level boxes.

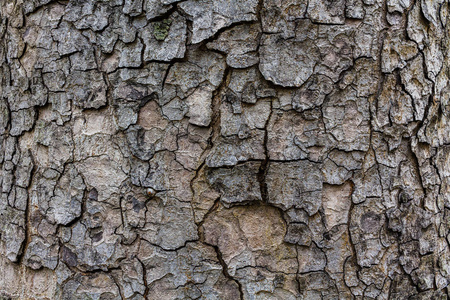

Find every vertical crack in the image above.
[212,244,244,300]
[257,100,272,204]
[197,198,243,299]
[16,153,36,265]
[137,257,149,300]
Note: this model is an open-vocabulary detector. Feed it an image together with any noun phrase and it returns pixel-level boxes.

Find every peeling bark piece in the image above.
[435,146,450,208]
[297,243,326,273]
[406,1,428,50]
[298,271,338,298]
[118,40,143,68]
[42,59,69,93]
[207,23,260,68]
[163,48,225,105]
[344,258,360,289]
[161,97,188,121]
[63,209,126,272]
[47,164,85,225]
[315,25,354,82]
[133,152,198,249]
[307,0,346,24]
[97,27,119,54]
[70,49,97,72]
[350,198,386,267]
[352,167,383,203]
[390,274,418,298]
[346,0,365,19]
[220,96,271,137]
[261,0,307,36]
[174,124,209,169]
[0,99,9,134]
[0,206,26,262]
[14,150,34,189]
[179,0,258,44]
[400,55,433,121]
[66,70,107,109]
[141,151,194,202]
[6,27,25,60]
[399,241,420,274]
[10,187,28,211]
[206,132,266,167]
[284,223,312,246]
[138,241,241,299]
[387,0,411,13]
[52,21,90,56]
[260,20,354,87]
[140,195,198,249]
[64,2,110,32]
[126,118,178,161]
[23,235,59,270]
[292,75,333,112]
[322,182,353,230]
[321,158,352,185]
[144,0,172,19]
[111,258,146,299]
[421,0,445,27]
[186,85,214,127]
[60,273,121,300]
[106,11,137,45]
[227,67,276,104]
[266,161,323,215]
[23,0,55,15]
[202,205,297,276]
[375,74,414,129]
[323,88,370,152]
[259,20,319,87]
[33,169,59,221]
[322,225,352,276]
[234,267,299,299]
[207,161,262,206]
[110,63,168,103]
[123,0,144,16]
[10,108,36,136]
[121,190,147,229]
[267,109,332,162]
[77,156,127,204]
[381,31,418,73]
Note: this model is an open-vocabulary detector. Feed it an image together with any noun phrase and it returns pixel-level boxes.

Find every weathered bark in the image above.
[0,0,449,299]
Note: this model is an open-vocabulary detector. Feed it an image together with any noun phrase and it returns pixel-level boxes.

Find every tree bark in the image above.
[1,0,449,299]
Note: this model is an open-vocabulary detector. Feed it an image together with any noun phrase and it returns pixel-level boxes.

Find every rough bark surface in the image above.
[0,0,449,299]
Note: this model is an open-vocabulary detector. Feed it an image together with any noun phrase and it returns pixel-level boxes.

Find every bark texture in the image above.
[0,0,449,299]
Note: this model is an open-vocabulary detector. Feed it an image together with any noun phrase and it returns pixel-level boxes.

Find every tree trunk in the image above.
[1,0,449,299]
